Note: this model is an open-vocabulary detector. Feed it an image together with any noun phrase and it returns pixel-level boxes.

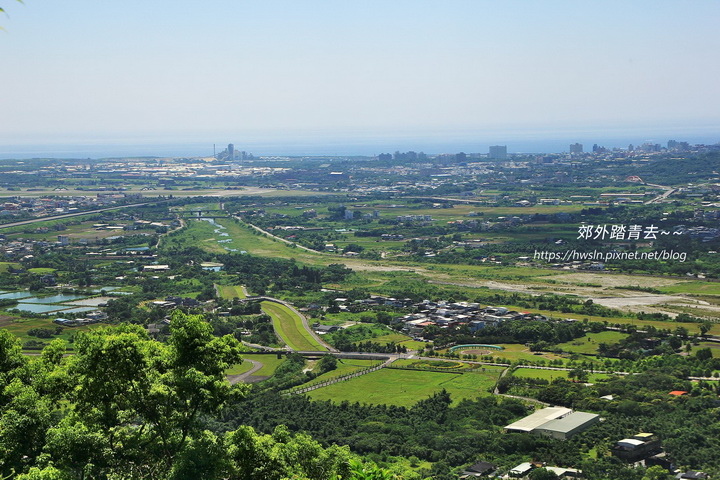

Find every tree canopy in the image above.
[0,312,385,479]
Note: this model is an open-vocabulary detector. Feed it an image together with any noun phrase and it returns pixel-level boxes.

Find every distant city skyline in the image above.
[1,131,718,160]
[1,1,718,154]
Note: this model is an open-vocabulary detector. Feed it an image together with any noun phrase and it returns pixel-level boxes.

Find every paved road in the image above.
[644,183,676,205]
[227,359,263,385]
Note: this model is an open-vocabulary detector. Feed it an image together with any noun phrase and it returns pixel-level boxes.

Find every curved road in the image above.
[227,358,264,385]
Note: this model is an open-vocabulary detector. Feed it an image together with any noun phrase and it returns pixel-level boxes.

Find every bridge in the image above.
[178,209,229,218]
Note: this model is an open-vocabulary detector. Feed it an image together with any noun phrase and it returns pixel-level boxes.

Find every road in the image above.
[227,358,263,385]
[0,201,170,230]
[645,183,676,204]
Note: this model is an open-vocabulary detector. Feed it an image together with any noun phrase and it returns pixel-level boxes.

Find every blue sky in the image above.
[1,1,719,155]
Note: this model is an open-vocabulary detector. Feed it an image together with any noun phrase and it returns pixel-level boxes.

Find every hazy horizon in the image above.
[2,1,719,154]
[1,128,719,160]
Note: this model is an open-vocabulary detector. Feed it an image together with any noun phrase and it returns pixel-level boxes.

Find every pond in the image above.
[92,286,120,293]
[15,303,71,314]
[0,291,34,300]
[22,294,88,304]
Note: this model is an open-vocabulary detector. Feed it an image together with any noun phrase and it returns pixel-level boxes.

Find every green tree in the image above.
[40,311,247,478]
[318,354,338,374]
[528,468,559,480]
[642,465,672,480]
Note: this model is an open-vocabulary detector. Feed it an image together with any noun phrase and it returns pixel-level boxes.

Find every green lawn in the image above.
[27,268,57,274]
[218,285,246,299]
[306,366,504,406]
[261,301,326,352]
[512,368,611,383]
[556,331,628,354]
[450,343,565,364]
[298,358,382,388]
[372,333,426,350]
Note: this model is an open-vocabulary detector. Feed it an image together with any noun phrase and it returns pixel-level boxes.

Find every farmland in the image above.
[306,365,504,407]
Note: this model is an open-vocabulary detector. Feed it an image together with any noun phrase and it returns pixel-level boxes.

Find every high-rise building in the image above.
[569,143,583,154]
[227,144,235,160]
[489,145,507,160]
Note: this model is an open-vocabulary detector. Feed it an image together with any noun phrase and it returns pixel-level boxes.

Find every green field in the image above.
[27,268,57,274]
[658,282,720,296]
[0,315,103,346]
[261,301,327,352]
[162,218,329,266]
[0,262,21,273]
[451,343,565,364]
[556,331,628,354]
[372,333,426,350]
[306,366,504,406]
[512,367,612,383]
[298,358,382,388]
[218,285,246,299]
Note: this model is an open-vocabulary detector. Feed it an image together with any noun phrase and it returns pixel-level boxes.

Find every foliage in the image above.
[0,313,396,479]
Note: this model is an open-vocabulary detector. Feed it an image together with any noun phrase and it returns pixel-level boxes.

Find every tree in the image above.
[318,354,338,374]
[642,465,672,480]
[699,321,712,337]
[528,468,559,480]
[1,314,394,479]
[36,312,248,478]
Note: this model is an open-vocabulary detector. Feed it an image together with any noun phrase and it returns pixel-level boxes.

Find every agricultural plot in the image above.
[306,366,504,407]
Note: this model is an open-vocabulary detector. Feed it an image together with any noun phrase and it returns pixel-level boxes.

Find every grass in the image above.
[306,366,504,406]
[697,342,720,358]
[371,333,426,350]
[0,314,103,345]
[27,268,57,274]
[468,343,565,363]
[0,262,21,273]
[225,360,256,375]
[226,353,289,377]
[218,285,246,299]
[658,282,720,296]
[556,331,628,354]
[512,368,612,383]
[261,301,327,352]
[298,358,382,388]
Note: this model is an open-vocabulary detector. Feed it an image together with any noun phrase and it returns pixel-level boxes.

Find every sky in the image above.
[1,0,719,157]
